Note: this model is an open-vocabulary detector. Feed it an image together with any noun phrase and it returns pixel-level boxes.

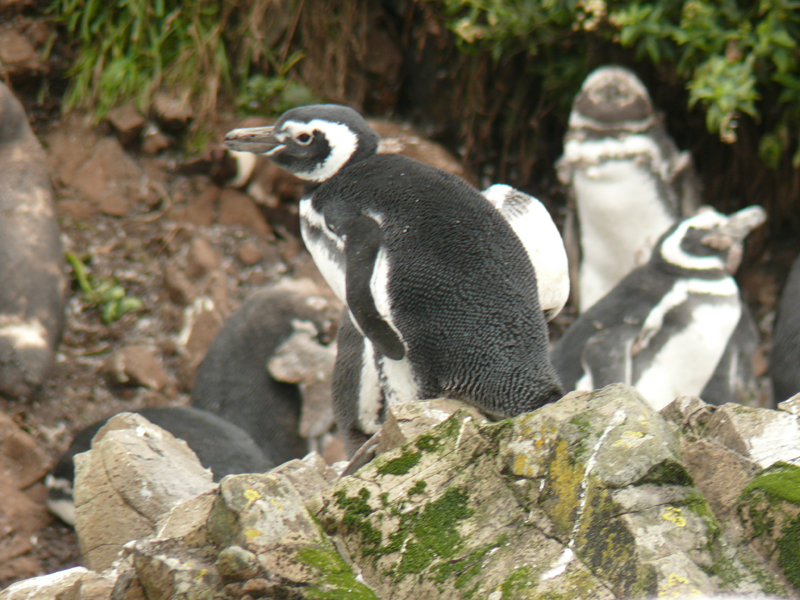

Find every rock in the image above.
[236,241,264,266]
[376,397,488,456]
[0,415,52,582]
[163,264,197,305]
[168,185,219,227]
[106,105,146,147]
[0,26,42,78]
[97,194,131,217]
[185,237,222,280]
[73,412,216,571]
[371,119,476,186]
[703,403,800,469]
[0,412,51,488]
[177,297,225,386]
[107,345,168,390]
[0,81,66,399]
[217,187,273,237]
[151,91,193,132]
[778,394,800,416]
[0,567,90,600]
[315,384,785,599]
[141,123,172,155]
[70,137,141,209]
[736,462,800,591]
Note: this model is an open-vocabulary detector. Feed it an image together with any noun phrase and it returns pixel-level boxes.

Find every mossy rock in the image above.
[737,462,800,592]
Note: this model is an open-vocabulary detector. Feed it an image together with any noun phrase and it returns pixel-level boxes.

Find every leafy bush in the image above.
[440,0,800,166]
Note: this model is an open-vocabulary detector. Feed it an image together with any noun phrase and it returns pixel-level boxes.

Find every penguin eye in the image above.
[296,132,313,145]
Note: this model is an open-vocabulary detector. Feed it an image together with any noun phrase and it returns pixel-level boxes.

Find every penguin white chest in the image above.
[299,197,346,302]
[574,160,674,311]
[634,285,741,410]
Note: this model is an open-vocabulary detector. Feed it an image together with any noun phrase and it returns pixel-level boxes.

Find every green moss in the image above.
[415,414,464,453]
[632,460,694,487]
[408,480,427,496]
[334,488,382,555]
[502,566,534,598]
[380,492,390,507]
[744,462,800,505]
[383,486,475,580]
[377,450,422,476]
[298,546,380,600]
[680,492,722,541]
[431,534,508,588]
[777,516,800,589]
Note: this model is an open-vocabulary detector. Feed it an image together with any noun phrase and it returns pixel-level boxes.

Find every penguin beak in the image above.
[223,126,283,156]
[702,205,766,273]
[702,206,766,248]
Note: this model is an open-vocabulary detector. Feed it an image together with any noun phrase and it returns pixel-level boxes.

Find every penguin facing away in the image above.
[556,66,701,312]
[225,104,564,444]
[551,206,766,411]
[770,254,800,403]
[333,184,570,456]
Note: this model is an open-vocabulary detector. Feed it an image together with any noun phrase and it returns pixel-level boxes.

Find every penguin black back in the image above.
[192,281,333,465]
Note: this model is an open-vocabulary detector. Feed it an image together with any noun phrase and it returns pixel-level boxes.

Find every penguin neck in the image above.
[651,251,730,281]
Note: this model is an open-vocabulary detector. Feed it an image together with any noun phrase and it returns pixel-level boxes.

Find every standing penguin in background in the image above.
[0,82,66,398]
[225,104,564,455]
[556,66,701,313]
[770,254,800,403]
[551,206,766,411]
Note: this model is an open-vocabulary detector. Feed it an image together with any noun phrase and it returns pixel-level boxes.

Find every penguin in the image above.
[0,81,66,398]
[482,184,570,321]
[770,254,800,403]
[191,278,336,465]
[551,206,766,411]
[224,104,564,450]
[45,405,272,526]
[331,184,571,456]
[556,66,701,312]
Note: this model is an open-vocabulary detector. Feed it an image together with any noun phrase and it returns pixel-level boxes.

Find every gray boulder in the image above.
[0,81,66,398]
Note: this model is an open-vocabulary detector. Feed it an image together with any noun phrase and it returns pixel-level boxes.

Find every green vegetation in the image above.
[440,0,800,165]
[49,0,315,121]
[65,251,142,323]
[298,545,380,600]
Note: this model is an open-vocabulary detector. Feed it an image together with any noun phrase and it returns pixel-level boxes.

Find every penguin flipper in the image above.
[581,328,635,389]
[343,215,406,361]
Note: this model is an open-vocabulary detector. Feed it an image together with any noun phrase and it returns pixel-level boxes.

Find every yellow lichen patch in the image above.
[546,439,586,532]
[657,573,702,597]
[244,489,262,502]
[244,529,262,539]
[661,507,687,528]
[612,430,652,449]
[512,453,536,478]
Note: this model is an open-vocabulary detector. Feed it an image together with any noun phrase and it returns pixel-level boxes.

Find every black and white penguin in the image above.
[770,254,800,403]
[556,66,701,312]
[0,82,66,398]
[482,184,570,321]
[45,406,272,526]
[551,206,766,411]
[224,104,564,452]
[191,278,336,465]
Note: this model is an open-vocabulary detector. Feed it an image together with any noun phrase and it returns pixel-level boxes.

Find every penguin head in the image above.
[570,66,654,130]
[224,104,380,183]
[657,206,766,274]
